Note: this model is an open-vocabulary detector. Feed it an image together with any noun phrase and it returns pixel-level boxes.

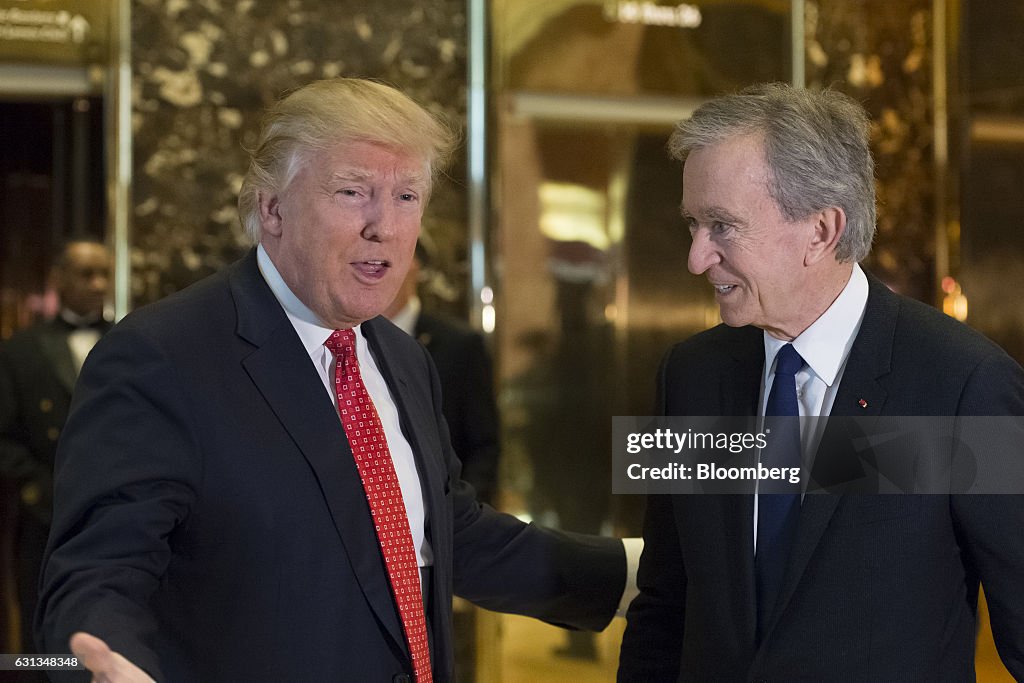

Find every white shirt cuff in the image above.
[616,537,644,617]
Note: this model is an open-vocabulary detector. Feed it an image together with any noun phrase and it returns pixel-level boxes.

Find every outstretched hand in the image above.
[70,632,156,683]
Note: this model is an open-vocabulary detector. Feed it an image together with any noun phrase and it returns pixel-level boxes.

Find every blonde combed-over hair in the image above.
[237,78,459,242]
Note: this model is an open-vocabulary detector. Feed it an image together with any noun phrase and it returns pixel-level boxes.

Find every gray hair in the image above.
[237,78,459,242]
[668,83,876,263]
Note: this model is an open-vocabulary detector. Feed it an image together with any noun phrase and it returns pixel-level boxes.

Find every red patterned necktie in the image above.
[324,329,432,683]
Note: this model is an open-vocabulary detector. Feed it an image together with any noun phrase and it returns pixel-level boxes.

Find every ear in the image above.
[258,190,284,238]
[804,206,846,266]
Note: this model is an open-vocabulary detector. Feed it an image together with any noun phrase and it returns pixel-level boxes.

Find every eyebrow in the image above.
[681,203,745,225]
[330,170,370,182]
[328,169,430,188]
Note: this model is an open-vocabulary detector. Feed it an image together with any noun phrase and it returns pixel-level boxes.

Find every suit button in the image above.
[40,398,54,413]
[392,675,411,683]
[47,427,60,441]
[21,483,40,506]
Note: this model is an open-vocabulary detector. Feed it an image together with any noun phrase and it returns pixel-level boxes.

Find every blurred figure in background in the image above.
[385,238,500,505]
[0,238,111,673]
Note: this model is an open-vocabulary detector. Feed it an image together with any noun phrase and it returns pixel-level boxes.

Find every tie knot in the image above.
[324,328,356,358]
[773,344,804,377]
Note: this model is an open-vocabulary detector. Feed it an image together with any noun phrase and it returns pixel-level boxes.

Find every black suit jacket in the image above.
[2,316,111,658]
[1,317,112,518]
[618,272,1024,682]
[37,251,624,682]
[414,311,500,504]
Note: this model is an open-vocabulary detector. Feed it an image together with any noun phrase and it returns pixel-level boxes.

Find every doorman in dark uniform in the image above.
[0,238,112,662]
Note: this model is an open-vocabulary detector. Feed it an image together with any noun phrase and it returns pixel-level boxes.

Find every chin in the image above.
[717,309,749,328]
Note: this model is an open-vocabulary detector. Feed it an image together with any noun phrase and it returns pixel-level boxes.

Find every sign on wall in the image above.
[0,0,108,65]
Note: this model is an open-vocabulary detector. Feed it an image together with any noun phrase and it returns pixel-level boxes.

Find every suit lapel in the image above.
[363,318,452,660]
[38,322,78,394]
[363,319,448,535]
[762,273,898,642]
[228,252,408,655]
[717,329,762,647]
[828,272,896,419]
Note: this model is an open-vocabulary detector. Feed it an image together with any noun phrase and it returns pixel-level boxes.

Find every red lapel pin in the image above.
[858,398,868,409]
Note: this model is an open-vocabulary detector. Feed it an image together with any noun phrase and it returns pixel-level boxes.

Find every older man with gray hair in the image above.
[618,83,1024,681]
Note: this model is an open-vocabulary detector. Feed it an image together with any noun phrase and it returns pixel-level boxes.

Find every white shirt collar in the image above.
[60,308,103,327]
[256,244,365,356]
[763,263,869,385]
[388,296,421,337]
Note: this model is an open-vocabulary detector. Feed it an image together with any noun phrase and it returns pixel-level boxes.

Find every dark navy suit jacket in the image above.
[618,272,1024,682]
[37,250,624,682]
[413,311,500,505]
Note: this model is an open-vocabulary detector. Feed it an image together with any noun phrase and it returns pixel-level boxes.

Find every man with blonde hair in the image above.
[37,78,627,683]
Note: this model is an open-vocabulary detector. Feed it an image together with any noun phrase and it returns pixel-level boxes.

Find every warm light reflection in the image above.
[481,303,496,334]
[941,276,968,322]
[604,302,618,323]
[538,181,609,250]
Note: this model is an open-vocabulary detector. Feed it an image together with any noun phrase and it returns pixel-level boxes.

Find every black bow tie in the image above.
[58,315,106,332]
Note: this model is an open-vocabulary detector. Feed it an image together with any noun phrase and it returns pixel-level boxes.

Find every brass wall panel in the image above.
[805,0,937,302]
[0,0,108,65]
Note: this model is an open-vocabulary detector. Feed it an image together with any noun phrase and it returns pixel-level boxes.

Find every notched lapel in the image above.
[230,254,408,654]
[39,325,78,394]
[241,324,408,653]
[363,320,448,544]
[760,274,899,644]
[829,272,897,419]
[713,332,761,648]
[363,318,453,656]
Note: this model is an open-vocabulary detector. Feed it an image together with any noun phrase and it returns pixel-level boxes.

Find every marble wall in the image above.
[130,0,468,307]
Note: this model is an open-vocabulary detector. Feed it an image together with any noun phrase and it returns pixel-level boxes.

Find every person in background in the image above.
[0,238,111,673]
[618,83,1024,681]
[384,238,500,505]
[36,78,632,683]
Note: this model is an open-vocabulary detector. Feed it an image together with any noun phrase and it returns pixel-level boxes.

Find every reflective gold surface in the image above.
[0,0,109,65]
[491,1,792,677]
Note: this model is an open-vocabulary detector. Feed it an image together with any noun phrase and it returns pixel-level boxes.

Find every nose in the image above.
[361,196,396,242]
[92,273,109,291]
[687,228,720,275]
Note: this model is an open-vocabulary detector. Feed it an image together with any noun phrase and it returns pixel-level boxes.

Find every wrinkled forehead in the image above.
[682,136,769,196]
[293,138,433,191]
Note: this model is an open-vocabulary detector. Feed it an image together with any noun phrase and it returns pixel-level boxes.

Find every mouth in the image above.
[711,283,737,296]
[352,260,391,280]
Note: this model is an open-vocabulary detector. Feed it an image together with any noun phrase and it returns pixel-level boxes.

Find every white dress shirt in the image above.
[256,245,432,568]
[256,246,642,613]
[754,264,869,551]
[389,295,421,336]
[60,309,104,374]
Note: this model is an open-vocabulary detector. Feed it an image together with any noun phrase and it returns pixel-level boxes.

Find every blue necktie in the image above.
[755,343,803,642]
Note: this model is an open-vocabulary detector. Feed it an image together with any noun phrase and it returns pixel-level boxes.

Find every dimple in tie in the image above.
[755,343,804,643]
[324,329,432,683]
